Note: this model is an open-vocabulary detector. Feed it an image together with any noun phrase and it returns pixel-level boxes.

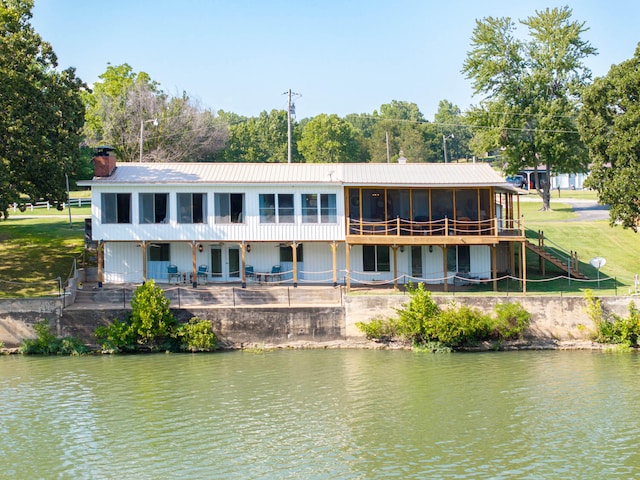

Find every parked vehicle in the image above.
[506,175,526,189]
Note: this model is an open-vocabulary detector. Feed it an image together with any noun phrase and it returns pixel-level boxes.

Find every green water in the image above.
[1,350,639,478]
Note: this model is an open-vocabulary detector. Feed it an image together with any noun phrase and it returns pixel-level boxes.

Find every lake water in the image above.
[1,350,639,479]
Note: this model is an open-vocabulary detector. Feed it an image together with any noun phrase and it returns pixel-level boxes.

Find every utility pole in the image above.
[385,131,390,163]
[283,89,301,163]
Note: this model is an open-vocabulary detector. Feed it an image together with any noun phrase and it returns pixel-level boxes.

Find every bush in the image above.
[357,283,534,350]
[20,320,87,355]
[493,302,531,340]
[394,282,440,343]
[130,280,176,348]
[356,315,397,342]
[585,289,640,346]
[176,317,218,352]
[434,303,492,347]
[95,319,136,353]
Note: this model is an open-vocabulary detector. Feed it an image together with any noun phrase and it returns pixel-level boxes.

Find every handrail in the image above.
[347,216,520,237]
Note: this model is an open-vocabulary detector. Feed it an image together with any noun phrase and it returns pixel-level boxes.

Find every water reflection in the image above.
[1,351,639,478]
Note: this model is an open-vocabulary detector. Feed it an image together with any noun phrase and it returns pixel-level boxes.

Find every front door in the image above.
[210,246,241,281]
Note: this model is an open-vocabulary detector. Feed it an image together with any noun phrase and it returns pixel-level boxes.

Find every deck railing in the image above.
[348,217,524,237]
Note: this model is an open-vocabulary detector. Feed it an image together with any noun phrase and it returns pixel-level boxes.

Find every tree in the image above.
[433,100,473,162]
[462,7,595,210]
[219,109,291,162]
[0,0,86,219]
[298,114,361,163]
[85,63,227,162]
[578,44,640,231]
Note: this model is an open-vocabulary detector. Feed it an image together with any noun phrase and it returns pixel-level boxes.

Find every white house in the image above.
[81,149,526,291]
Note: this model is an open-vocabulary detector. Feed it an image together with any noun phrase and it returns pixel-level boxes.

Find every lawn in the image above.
[0,217,86,297]
[514,193,639,296]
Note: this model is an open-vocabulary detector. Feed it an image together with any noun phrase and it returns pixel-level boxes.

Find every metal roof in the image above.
[82,162,517,191]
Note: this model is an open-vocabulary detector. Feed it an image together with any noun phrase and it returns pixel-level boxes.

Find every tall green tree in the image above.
[0,0,86,219]
[578,44,640,231]
[462,7,595,210]
[433,100,473,162]
[298,114,360,163]
[220,109,291,162]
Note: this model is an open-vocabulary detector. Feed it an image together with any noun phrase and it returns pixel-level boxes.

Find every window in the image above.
[363,245,390,272]
[215,193,244,223]
[177,193,206,223]
[101,193,131,224]
[447,246,470,273]
[280,244,303,262]
[139,193,169,224]
[259,193,294,223]
[148,243,170,262]
[302,193,336,223]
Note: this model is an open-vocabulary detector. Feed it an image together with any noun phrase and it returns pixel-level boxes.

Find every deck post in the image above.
[292,241,298,287]
[141,241,147,283]
[521,240,527,295]
[345,243,351,292]
[491,244,498,292]
[392,245,398,291]
[97,240,104,288]
[191,241,197,288]
[331,241,338,287]
[241,243,247,288]
[442,246,448,293]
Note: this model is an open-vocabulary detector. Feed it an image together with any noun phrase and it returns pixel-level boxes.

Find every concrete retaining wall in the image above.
[1,293,637,348]
[0,297,62,345]
[59,306,345,348]
[345,294,634,341]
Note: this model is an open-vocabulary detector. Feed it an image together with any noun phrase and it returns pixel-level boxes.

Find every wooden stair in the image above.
[524,239,589,280]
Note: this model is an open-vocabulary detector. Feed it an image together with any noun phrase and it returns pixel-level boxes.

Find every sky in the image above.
[31,0,640,121]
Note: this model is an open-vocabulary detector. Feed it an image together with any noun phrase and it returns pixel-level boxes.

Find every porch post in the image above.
[97,240,104,288]
[191,241,197,288]
[442,246,448,293]
[141,241,148,283]
[241,242,247,288]
[291,242,298,287]
[491,244,497,292]
[345,243,351,292]
[521,240,527,295]
[331,241,338,287]
[392,245,398,291]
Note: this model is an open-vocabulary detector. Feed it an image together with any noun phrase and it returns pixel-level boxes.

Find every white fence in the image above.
[11,198,91,212]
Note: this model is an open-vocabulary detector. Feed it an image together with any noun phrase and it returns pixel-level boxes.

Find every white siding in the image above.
[91,184,345,243]
[424,247,445,284]
[470,245,491,279]
[104,243,143,283]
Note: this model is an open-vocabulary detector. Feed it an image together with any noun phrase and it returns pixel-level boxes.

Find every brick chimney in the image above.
[93,146,117,177]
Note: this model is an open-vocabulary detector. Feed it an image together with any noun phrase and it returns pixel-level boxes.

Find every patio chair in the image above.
[197,264,208,285]
[245,265,255,282]
[168,265,181,284]
[267,265,281,282]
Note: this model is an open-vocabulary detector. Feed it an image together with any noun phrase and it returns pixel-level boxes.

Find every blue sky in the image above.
[32,1,640,121]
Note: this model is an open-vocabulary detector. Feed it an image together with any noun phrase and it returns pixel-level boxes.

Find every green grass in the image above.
[0,217,86,297]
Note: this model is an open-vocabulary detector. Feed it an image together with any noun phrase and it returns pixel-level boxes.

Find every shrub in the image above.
[434,303,492,347]
[20,320,87,355]
[585,289,640,346]
[130,280,176,348]
[94,281,179,352]
[493,302,532,340]
[356,315,397,342]
[95,318,136,353]
[394,282,440,343]
[176,317,218,352]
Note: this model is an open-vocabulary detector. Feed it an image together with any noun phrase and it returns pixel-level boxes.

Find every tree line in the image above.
[2,1,640,230]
